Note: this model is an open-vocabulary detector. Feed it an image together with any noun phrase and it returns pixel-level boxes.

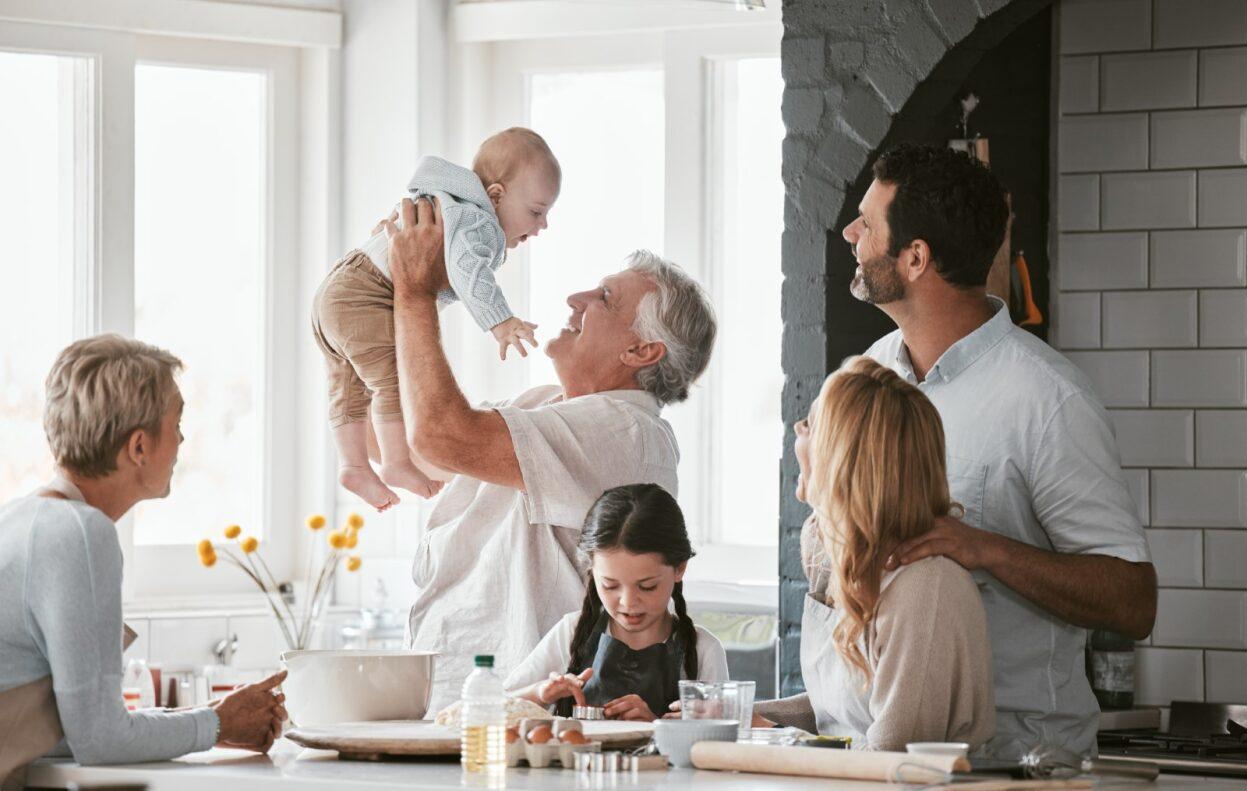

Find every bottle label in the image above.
[1092,651,1135,693]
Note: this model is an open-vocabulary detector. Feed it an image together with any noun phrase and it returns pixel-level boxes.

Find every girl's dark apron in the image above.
[567,612,685,717]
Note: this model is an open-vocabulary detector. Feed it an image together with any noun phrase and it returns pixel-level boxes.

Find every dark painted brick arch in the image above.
[778,0,1055,694]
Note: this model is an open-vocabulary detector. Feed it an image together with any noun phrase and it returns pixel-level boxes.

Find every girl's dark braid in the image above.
[555,575,603,717]
[671,580,700,680]
[565,573,603,676]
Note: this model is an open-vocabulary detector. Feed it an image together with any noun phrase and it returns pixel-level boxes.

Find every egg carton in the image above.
[507,718,601,768]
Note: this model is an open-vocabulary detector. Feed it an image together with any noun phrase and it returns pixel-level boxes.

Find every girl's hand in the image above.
[536,668,593,706]
[604,694,658,722]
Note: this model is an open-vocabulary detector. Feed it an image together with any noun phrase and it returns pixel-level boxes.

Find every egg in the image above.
[527,724,554,744]
[560,729,588,745]
[505,727,520,744]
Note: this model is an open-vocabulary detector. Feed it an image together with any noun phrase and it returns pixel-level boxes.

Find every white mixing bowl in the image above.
[281,650,437,726]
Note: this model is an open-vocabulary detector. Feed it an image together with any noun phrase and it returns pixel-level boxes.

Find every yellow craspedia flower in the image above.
[197,539,214,558]
[327,530,347,550]
[346,556,362,572]
[240,536,259,554]
[347,513,364,530]
[200,552,217,568]
[306,514,326,530]
[224,524,241,539]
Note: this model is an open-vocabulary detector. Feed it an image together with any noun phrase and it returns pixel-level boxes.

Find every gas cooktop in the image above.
[1097,701,1247,778]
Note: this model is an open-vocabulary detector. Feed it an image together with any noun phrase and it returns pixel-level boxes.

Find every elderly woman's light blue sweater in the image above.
[0,492,217,764]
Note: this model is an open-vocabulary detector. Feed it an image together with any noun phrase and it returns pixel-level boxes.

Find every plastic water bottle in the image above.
[121,659,155,710]
[460,655,506,774]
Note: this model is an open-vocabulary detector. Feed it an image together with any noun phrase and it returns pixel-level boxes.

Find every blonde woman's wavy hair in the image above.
[805,356,953,683]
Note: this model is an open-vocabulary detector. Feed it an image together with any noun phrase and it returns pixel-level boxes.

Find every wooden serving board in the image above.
[287,720,654,761]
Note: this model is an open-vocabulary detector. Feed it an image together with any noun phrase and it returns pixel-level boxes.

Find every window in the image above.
[524,69,666,390]
[132,64,267,546]
[706,56,785,547]
[0,50,87,502]
[479,24,783,582]
[0,17,317,603]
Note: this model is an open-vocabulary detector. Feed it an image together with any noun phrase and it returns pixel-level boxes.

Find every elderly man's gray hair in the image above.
[627,250,716,405]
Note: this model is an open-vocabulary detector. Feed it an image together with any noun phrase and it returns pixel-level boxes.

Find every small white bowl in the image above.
[654,718,738,768]
[906,741,970,759]
[281,649,437,726]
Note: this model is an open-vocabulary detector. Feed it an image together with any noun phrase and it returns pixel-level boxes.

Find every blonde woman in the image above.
[755,356,994,751]
[0,335,286,787]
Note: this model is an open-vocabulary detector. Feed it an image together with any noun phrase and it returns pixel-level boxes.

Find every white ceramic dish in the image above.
[906,741,970,759]
[653,718,738,768]
[281,649,437,726]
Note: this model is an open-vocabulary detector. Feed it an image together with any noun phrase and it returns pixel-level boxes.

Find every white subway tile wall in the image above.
[1066,350,1150,406]
[1199,48,1247,106]
[1205,530,1247,588]
[1054,3,1247,703]
[1149,230,1247,288]
[1110,409,1194,466]
[1101,170,1197,230]
[1058,232,1149,290]
[1199,169,1247,227]
[1056,292,1102,348]
[1101,291,1198,348]
[1134,647,1204,706]
[1206,650,1247,701]
[1058,174,1100,231]
[1145,529,1203,587]
[1100,51,1197,112]
[1059,56,1099,114]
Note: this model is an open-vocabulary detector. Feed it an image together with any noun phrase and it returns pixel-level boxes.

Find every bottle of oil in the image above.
[460,654,506,774]
[1088,629,1135,710]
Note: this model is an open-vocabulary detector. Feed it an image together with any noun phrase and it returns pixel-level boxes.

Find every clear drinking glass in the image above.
[679,680,756,738]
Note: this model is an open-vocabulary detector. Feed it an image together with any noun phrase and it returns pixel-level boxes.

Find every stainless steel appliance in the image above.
[1097,701,1247,778]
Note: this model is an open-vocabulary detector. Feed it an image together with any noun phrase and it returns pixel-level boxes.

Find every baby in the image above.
[311,128,561,510]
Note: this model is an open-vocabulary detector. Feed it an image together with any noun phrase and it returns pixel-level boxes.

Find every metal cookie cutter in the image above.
[572,705,606,720]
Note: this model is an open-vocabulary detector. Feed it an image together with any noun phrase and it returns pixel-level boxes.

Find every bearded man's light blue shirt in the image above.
[865,297,1150,760]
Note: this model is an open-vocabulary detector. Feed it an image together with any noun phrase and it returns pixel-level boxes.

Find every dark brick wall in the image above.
[778,0,1054,695]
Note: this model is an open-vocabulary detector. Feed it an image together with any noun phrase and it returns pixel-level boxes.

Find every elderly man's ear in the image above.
[621,340,666,369]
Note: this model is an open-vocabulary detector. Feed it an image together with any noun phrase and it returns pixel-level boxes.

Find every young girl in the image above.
[755,356,995,751]
[505,484,729,721]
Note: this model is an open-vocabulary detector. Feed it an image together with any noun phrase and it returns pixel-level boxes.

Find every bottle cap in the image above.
[474,655,494,668]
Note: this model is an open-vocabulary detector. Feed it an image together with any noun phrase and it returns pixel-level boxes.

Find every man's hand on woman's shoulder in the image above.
[885,515,1006,572]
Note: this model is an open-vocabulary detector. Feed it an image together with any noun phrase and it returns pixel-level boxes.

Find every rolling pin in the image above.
[690,742,968,782]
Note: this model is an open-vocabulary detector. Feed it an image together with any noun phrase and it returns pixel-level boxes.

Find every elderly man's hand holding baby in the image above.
[384,197,450,298]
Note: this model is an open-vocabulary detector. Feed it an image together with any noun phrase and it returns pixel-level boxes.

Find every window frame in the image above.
[126,35,304,602]
[465,19,782,584]
[0,18,333,607]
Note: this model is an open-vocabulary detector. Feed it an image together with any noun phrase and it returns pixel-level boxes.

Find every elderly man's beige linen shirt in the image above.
[407,385,679,712]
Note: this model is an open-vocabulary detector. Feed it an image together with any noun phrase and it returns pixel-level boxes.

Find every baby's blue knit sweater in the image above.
[360,156,513,332]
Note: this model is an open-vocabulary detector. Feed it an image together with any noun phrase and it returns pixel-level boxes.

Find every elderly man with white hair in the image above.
[381,198,716,710]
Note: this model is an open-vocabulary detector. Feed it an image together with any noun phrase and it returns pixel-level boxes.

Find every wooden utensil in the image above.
[690,741,968,782]
[287,719,653,761]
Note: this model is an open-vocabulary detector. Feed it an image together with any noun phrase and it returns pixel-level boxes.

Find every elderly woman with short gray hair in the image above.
[0,335,286,788]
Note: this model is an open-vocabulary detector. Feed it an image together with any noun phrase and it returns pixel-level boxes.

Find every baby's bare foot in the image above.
[339,466,401,511]
[379,461,443,499]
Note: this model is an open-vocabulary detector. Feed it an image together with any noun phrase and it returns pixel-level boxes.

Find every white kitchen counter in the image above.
[25,740,1247,791]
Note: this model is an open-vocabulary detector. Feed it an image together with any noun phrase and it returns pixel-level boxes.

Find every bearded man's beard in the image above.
[849,252,905,305]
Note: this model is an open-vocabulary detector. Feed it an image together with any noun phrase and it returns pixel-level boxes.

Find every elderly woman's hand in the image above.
[212,670,287,752]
